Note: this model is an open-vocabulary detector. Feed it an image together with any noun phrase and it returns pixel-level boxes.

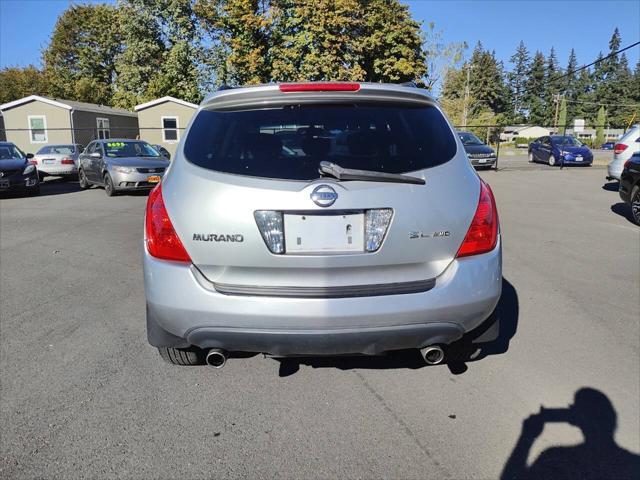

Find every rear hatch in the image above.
[164,84,479,293]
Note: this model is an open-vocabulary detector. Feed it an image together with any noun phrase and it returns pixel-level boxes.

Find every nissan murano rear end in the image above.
[143,82,502,368]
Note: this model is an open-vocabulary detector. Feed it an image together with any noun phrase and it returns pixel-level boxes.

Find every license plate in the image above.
[284,214,364,253]
[0,179,9,189]
[575,156,583,161]
[478,158,487,163]
[147,176,161,183]
[43,159,56,164]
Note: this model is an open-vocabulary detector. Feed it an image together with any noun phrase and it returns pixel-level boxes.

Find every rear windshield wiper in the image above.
[318,161,425,185]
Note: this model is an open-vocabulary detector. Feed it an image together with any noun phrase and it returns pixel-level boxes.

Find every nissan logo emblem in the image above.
[311,184,338,207]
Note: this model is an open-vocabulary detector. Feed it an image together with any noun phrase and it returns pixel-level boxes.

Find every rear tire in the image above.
[104,173,116,197]
[631,185,640,226]
[78,169,90,189]
[158,347,205,366]
[548,155,556,166]
[528,152,534,163]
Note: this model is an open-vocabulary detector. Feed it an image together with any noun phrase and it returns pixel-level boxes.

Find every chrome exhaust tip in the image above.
[420,345,445,365]
[206,349,227,368]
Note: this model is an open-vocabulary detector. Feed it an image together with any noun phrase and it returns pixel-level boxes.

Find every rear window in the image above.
[183,104,456,180]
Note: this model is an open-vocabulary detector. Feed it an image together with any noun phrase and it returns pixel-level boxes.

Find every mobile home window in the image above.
[162,117,178,142]
[97,118,110,139]
[28,115,47,143]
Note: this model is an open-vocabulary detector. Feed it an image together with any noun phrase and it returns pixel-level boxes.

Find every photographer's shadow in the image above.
[501,388,640,479]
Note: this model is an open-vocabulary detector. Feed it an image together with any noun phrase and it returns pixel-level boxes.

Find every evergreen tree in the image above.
[508,40,530,121]
[573,68,595,123]
[564,48,579,122]
[558,97,567,130]
[468,43,507,116]
[524,51,546,124]
[543,47,561,125]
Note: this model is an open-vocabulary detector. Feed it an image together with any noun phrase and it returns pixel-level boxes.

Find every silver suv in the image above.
[143,82,502,368]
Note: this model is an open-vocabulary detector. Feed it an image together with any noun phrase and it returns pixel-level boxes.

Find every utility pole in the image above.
[553,93,563,132]
[462,64,472,128]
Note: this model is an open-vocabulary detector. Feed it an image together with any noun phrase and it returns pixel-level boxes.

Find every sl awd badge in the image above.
[410,231,450,239]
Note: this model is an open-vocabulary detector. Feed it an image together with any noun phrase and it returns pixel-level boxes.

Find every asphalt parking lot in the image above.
[1,164,638,479]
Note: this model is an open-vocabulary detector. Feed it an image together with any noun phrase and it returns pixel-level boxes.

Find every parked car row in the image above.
[0,140,172,197]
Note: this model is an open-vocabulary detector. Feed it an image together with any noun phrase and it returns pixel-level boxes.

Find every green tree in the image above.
[508,40,530,121]
[42,4,123,105]
[595,106,606,145]
[357,0,427,83]
[563,48,579,122]
[543,47,561,125]
[524,51,546,124]
[195,0,271,86]
[145,0,202,103]
[468,43,507,116]
[269,0,365,82]
[113,1,166,108]
[0,66,51,104]
[558,96,567,131]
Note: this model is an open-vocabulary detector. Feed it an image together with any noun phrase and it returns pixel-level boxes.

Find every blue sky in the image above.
[1,0,639,72]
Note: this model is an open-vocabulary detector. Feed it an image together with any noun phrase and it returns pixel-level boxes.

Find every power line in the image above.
[561,98,640,108]
[545,40,640,89]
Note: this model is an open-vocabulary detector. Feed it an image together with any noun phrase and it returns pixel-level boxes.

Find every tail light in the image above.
[61,158,74,165]
[145,184,191,262]
[279,82,360,92]
[614,143,628,155]
[456,181,499,258]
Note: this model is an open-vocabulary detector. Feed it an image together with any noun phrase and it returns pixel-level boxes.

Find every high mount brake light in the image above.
[456,181,499,258]
[279,83,361,92]
[145,184,191,263]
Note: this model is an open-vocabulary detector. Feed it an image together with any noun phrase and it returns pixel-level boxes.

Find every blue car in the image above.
[528,135,593,166]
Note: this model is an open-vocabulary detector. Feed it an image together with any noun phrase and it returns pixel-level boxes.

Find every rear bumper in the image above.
[608,159,624,180]
[144,237,502,355]
[38,165,77,176]
[111,170,163,190]
[470,158,496,167]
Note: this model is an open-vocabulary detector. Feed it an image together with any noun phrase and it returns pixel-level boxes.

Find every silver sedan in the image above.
[33,144,83,180]
[77,139,170,196]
